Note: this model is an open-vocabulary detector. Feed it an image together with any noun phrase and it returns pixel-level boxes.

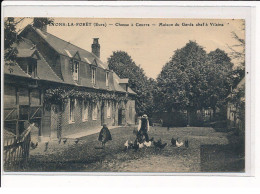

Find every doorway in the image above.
[101,102,105,126]
[118,108,122,125]
[51,104,61,139]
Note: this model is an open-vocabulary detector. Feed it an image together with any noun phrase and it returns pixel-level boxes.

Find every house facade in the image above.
[227,77,245,134]
[4,24,136,142]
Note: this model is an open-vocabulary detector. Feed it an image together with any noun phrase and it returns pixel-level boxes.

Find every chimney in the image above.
[92,38,100,58]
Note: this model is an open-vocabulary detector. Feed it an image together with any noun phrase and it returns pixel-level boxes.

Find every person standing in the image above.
[98,124,112,148]
[137,114,150,142]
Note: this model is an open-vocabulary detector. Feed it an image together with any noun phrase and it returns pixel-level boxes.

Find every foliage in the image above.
[155,41,240,124]
[44,86,128,106]
[4,18,20,70]
[228,21,246,72]
[107,51,154,117]
[204,49,234,113]
[228,31,245,67]
[33,18,54,29]
[155,41,208,112]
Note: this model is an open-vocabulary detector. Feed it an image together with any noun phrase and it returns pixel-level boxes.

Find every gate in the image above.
[4,127,31,170]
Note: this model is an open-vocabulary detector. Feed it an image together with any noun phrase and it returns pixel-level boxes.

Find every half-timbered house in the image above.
[4,24,136,142]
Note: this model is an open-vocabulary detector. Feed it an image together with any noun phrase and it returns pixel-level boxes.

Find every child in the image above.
[98,124,112,148]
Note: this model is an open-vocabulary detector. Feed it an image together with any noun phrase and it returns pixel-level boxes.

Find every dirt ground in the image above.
[9,126,245,173]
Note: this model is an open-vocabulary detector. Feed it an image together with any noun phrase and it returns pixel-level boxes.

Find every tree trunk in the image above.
[212,106,216,121]
[187,108,197,126]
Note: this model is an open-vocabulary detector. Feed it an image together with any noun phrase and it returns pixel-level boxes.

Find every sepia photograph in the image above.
[3,17,246,173]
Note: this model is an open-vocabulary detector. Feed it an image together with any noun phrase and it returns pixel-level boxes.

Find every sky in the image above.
[16,18,244,79]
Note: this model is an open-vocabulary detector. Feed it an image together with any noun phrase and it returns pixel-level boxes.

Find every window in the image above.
[92,103,98,120]
[27,60,37,78]
[91,68,96,85]
[28,64,33,75]
[82,100,88,122]
[106,71,109,87]
[73,60,79,81]
[30,89,41,105]
[69,98,75,123]
[107,101,111,118]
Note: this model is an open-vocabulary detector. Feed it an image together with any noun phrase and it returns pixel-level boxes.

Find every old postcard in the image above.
[3,17,247,174]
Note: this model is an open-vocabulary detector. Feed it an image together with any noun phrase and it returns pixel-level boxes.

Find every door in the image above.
[51,104,60,139]
[118,108,122,125]
[101,102,105,126]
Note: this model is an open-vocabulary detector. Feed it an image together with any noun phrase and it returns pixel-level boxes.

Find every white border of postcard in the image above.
[1,1,257,183]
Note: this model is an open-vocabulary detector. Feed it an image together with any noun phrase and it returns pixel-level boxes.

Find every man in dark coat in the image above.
[137,114,150,142]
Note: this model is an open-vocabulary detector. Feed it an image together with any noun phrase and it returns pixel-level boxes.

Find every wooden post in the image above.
[16,105,19,137]
[40,88,44,137]
[28,89,31,121]
[16,88,20,137]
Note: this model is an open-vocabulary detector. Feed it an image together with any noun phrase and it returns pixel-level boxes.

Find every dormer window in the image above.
[91,67,96,85]
[26,59,38,78]
[73,60,79,81]
[106,71,109,87]
[16,48,40,78]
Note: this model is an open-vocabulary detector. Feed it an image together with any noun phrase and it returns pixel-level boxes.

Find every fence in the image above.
[4,127,31,170]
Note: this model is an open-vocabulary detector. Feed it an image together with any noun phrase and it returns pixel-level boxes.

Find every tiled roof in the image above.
[112,73,126,93]
[227,77,245,98]
[5,38,63,83]
[16,48,37,58]
[4,64,30,78]
[31,26,108,69]
[5,39,33,78]
[37,52,63,83]
[128,87,136,95]
[16,25,136,95]
[236,77,245,89]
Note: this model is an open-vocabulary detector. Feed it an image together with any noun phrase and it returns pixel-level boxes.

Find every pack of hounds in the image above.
[124,135,189,151]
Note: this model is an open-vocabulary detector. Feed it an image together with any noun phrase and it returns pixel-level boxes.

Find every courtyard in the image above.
[9,126,245,173]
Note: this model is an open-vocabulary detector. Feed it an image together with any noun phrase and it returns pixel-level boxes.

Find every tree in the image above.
[228,25,245,67]
[107,51,155,117]
[155,41,208,114]
[32,18,54,30]
[204,49,234,117]
[155,42,237,125]
[228,21,245,86]
[4,17,20,69]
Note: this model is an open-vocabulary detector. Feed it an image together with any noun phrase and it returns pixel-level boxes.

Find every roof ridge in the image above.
[31,25,107,69]
[20,36,33,44]
[32,26,93,56]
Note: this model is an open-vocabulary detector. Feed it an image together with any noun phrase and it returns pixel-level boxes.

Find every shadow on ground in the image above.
[200,144,245,172]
